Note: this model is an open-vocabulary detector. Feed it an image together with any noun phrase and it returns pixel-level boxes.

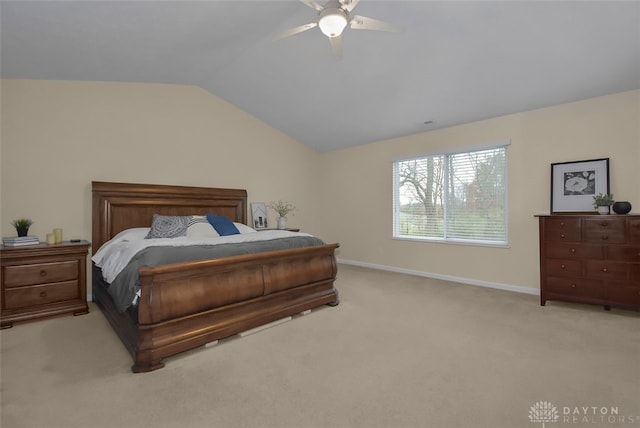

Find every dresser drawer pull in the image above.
[561,264,566,269]
[40,270,47,277]
[39,291,47,298]
[570,248,576,253]
[600,221,608,227]
[571,284,576,288]
[560,234,565,239]
[602,268,608,273]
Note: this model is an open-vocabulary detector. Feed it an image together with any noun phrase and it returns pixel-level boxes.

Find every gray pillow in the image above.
[145,215,190,239]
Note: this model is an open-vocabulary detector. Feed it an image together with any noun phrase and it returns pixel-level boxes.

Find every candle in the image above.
[46,233,56,245]
[53,228,63,243]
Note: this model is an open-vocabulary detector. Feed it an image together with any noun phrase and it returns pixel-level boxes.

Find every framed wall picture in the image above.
[550,158,609,213]
[250,202,268,229]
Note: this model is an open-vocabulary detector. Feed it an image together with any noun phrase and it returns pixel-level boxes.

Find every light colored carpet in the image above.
[1,264,639,428]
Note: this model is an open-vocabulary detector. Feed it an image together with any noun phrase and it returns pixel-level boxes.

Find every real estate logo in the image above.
[529,401,560,428]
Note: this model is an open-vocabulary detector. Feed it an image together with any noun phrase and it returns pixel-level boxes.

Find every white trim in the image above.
[392,139,511,162]
[337,258,539,296]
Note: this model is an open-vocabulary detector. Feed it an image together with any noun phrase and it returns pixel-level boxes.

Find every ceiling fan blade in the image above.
[350,15,403,33]
[274,22,317,41]
[340,0,360,13]
[329,35,343,58]
[299,0,324,12]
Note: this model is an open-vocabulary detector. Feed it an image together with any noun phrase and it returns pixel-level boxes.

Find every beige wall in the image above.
[318,90,640,291]
[0,79,322,242]
[2,80,638,293]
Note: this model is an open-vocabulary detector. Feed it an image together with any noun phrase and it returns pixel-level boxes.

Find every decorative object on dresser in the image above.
[550,158,609,213]
[1,240,91,328]
[612,201,632,215]
[536,214,639,311]
[592,193,614,215]
[10,218,34,237]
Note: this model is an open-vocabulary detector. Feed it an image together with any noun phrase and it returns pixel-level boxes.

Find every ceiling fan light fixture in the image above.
[318,8,348,38]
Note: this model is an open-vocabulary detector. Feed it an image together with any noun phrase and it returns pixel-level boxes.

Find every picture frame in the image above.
[250,202,268,229]
[550,158,609,213]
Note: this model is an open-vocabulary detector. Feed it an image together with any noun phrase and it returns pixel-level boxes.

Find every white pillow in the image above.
[110,227,150,242]
[234,223,257,234]
[186,221,220,238]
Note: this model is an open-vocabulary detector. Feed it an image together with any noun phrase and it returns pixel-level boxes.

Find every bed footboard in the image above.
[96,244,339,372]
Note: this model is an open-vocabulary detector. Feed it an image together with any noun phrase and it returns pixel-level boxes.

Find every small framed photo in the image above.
[251,202,268,229]
[550,158,609,213]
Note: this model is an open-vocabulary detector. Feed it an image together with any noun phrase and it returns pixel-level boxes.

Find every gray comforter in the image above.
[108,236,325,312]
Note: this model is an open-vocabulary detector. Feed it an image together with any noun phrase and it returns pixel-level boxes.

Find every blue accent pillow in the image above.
[206,214,240,236]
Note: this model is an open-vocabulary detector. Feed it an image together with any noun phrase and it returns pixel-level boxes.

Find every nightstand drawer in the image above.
[4,281,79,309]
[3,260,78,288]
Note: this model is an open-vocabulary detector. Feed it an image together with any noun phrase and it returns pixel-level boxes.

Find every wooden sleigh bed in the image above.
[92,181,339,372]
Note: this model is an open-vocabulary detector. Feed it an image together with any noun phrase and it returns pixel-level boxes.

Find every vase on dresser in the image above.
[277,217,287,229]
[596,206,610,215]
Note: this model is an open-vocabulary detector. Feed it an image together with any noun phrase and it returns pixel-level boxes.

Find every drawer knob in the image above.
[602,268,608,273]
[560,234,565,239]
[40,270,47,277]
[39,291,47,298]
[570,248,576,253]
[571,284,576,288]
[561,264,566,269]
[560,222,565,226]
[600,221,608,227]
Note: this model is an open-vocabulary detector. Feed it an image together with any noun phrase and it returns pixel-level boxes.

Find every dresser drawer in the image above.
[3,260,78,288]
[585,261,629,280]
[584,219,625,243]
[545,243,603,259]
[606,246,640,262]
[3,281,79,309]
[629,219,640,243]
[546,277,603,299]
[545,259,582,277]
[606,281,640,309]
[544,218,581,242]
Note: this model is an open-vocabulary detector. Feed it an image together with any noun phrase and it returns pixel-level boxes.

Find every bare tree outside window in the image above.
[393,145,507,244]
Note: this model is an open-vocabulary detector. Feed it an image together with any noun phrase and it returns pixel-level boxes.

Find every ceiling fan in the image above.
[275,0,402,57]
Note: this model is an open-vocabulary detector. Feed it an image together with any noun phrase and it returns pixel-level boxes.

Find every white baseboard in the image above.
[337,258,540,296]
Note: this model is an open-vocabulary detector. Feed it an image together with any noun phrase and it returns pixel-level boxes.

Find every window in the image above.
[393,143,508,245]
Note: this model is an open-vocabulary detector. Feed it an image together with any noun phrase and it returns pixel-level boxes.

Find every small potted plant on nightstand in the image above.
[268,200,295,229]
[593,193,614,214]
[11,218,34,237]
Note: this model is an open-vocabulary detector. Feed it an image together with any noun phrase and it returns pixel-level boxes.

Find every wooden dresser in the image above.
[537,214,640,311]
[1,241,90,328]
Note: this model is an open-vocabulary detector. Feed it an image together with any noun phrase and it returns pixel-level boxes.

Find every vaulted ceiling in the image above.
[2,1,639,152]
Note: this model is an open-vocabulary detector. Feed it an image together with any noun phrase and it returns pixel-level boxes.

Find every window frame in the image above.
[392,141,510,247]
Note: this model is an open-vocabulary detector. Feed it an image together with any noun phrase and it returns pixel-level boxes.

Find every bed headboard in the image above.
[92,181,247,251]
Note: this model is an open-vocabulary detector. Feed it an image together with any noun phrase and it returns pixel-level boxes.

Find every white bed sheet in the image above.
[92,227,312,284]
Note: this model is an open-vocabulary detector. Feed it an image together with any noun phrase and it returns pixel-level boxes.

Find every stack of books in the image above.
[2,236,40,247]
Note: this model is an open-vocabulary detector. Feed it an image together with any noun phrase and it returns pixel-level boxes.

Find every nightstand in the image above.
[1,240,90,328]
